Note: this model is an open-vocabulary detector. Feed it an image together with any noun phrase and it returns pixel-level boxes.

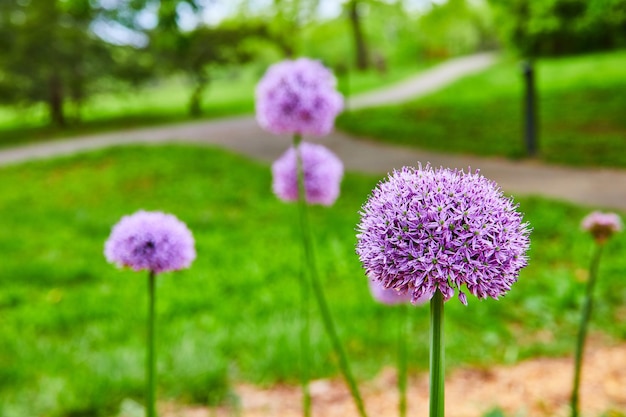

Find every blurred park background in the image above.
[1,1,626,416]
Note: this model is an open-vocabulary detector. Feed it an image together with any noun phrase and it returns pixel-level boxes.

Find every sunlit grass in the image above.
[0,144,624,416]
[337,49,626,168]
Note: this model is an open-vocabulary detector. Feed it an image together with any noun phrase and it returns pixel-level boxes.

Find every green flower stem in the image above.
[570,243,604,417]
[429,290,445,417]
[147,270,157,417]
[299,262,312,417]
[294,133,312,417]
[398,303,409,417]
[308,261,368,417]
[294,134,368,417]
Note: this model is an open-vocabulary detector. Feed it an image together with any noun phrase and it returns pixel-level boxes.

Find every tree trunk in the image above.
[347,0,369,71]
[188,73,209,117]
[48,72,66,127]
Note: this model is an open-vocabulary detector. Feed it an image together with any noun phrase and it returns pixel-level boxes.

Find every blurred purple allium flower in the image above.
[368,278,430,305]
[356,165,531,305]
[272,142,344,206]
[255,58,344,136]
[105,210,196,274]
[581,211,622,243]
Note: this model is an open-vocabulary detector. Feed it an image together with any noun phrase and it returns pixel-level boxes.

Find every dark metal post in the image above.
[522,61,538,157]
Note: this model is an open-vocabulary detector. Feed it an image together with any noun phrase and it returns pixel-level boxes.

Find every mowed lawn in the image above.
[337,50,626,168]
[0,145,625,416]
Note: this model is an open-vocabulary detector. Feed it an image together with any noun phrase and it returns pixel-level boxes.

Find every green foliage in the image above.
[414,0,498,58]
[150,21,270,116]
[489,0,626,57]
[0,145,625,416]
[0,0,115,126]
[337,50,626,168]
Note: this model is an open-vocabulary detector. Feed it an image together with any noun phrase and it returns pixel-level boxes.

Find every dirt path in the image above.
[348,53,495,110]
[163,342,626,417]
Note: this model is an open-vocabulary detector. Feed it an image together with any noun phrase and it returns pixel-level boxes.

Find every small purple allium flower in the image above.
[255,58,344,137]
[105,210,196,274]
[581,211,622,243]
[356,164,531,305]
[272,142,344,206]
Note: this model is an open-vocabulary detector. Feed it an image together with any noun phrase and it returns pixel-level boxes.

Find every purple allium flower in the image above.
[255,58,344,137]
[105,210,196,274]
[581,211,622,243]
[272,142,344,206]
[356,164,531,305]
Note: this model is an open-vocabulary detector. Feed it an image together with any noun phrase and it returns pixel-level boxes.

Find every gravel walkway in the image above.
[1,52,625,211]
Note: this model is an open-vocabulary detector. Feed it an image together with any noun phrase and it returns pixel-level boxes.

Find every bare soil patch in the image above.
[164,342,626,417]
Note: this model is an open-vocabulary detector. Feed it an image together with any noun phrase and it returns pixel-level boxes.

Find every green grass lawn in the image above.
[337,50,626,168]
[0,145,625,416]
[0,61,429,150]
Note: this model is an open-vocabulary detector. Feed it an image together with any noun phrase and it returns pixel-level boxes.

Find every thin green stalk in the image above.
[398,303,408,417]
[429,290,445,417]
[570,243,604,417]
[294,133,311,417]
[294,135,368,417]
[299,259,312,417]
[147,270,157,417]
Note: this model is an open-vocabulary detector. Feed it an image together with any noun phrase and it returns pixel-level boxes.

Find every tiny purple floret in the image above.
[272,142,344,206]
[255,58,344,137]
[105,210,196,274]
[581,211,622,243]
[356,164,531,305]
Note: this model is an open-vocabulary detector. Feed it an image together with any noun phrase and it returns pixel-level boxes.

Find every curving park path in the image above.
[1,52,625,211]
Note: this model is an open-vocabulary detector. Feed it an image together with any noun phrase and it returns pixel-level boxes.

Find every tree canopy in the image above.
[489,0,626,57]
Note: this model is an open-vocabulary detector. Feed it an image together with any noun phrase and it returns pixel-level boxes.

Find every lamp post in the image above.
[522,60,538,157]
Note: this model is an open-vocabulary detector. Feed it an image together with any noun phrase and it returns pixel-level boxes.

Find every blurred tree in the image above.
[147,1,269,116]
[233,0,320,57]
[0,0,114,126]
[346,0,370,70]
[489,0,626,57]
[153,22,268,116]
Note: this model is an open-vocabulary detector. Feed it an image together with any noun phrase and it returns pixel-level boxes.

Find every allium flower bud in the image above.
[356,165,531,305]
[255,58,343,137]
[105,210,196,274]
[581,211,622,244]
[272,142,344,206]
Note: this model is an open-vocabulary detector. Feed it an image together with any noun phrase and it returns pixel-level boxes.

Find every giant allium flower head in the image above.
[272,141,344,206]
[581,211,622,244]
[356,164,531,305]
[255,58,344,136]
[105,210,196,274]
